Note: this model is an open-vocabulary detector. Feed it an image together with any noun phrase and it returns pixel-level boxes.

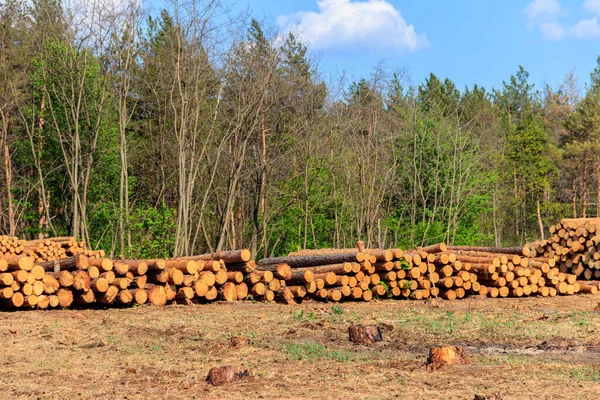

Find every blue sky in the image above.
[232,0,600,93]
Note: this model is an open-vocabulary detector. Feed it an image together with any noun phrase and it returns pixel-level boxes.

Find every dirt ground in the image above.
[2,295,600,400]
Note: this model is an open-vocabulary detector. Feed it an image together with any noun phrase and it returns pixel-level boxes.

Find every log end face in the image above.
[240,249,251,262]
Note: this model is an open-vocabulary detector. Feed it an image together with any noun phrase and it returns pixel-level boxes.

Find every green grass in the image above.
[390,308,600,346]
[331,305,344,315]
[283,342,364,362]
[559,366,600,382]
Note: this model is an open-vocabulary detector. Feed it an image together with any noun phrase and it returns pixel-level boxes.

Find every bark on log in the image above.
[255,263,292,279]
[37,254,89,272]
[446,245,524,255]
[180,249,251,264]
[88,258,113,271]
[1,256,34,271]
[258,253,364,268]
[419,243,447,253]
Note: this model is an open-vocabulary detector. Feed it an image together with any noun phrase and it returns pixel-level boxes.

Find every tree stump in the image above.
[206,365,252,386]
[229,336,245,349]
[348,325,382,345]
[425,298,444,308]
[426,346,468,371]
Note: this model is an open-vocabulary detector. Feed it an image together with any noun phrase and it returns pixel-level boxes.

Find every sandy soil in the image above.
[2,295,600,399]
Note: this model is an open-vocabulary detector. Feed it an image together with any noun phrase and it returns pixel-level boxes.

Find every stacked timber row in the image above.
[254,241,587,303]
[0,236,104,262]
[0,246,254,309]
[430,245,583,298]
[254,242,478,303]
[525,218,600,286]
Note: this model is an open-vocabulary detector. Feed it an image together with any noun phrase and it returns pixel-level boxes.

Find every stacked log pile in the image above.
[0,243,254,309]
[254,240,586,303]
[525,218,600,285]
[255,242,479,303]
[1,222,599,310]
[434,246,581,298]
[0,236,104,262]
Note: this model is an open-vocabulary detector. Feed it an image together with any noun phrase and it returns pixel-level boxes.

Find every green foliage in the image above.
[292,310,315,322]
[128,204,177,258]
[4,3,600,256]
[331,305,344,315]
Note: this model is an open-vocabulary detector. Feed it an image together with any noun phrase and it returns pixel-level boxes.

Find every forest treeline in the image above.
[0,0,598,258]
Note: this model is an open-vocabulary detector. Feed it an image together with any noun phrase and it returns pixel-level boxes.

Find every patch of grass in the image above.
[283,342,363,362]
[558,366,600,382]
[292,310,315,322]
[480,354,535,366]
[331,305,344,315]
[36,361,55,372]
[463,312,473,323]
[149,345,162,353]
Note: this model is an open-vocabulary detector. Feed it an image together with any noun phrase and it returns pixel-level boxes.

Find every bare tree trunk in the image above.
[493,187,500,247]
[583,155,588,218]
[1,114,15,236]
[596,158,600,217]
[572,177,577,218]
[536,199,544,240]
[260,115,268,258]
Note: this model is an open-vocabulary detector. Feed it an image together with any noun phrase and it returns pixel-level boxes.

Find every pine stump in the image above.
[206,365,252,386]
[426,346,468,371]
[348,325,382,345]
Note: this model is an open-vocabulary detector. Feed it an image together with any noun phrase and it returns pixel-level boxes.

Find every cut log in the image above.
[164,259,198,274]
[91,277,109,293]
[1,255,34,271]
[258,252,364,268]
[446,246,524,255]
[219,282,238,301]
[227,271,244,283]
[37,254,89,272]
[205,286,218,301]
[199,271,216,286]
[131,288,148,304]
[195,280,209,297]
[76,289,96,304]
[57,288,73,307]
[117,289,134,304]
[147,285,167,306]
[214,269,228,285]
[235,283,248,299]
[97,285,118,304]
[419,243,447,253]
[72,271,91,291]
[88,258,113,271]
[180,249,251,264]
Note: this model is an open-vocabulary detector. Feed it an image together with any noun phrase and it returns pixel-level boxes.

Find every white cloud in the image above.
[524,0,561,27]
[277,0,429,54]
[583,0,600,15]
[524,0,600,40]
[540,21,565,39]
[570,16,600,38]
